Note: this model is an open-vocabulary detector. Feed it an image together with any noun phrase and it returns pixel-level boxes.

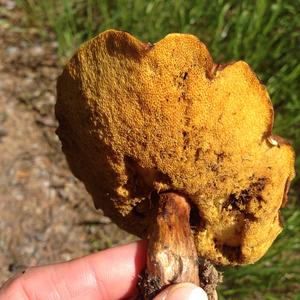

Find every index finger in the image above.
[0,240,147,300]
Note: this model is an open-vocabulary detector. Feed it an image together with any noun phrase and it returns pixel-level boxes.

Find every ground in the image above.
[0,0,135,284]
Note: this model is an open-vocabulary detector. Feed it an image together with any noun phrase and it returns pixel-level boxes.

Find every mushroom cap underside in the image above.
[55,30,295,266]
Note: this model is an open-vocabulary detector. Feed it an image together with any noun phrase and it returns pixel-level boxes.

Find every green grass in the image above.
[16,0,300,298]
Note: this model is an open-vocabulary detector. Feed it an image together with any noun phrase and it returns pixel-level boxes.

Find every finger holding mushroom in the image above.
[56,30,295,299]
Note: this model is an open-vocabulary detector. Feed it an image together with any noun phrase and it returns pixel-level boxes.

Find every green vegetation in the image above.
[17,0,300,298]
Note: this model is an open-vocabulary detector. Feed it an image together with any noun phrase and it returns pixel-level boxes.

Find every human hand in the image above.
[0,240,208,300]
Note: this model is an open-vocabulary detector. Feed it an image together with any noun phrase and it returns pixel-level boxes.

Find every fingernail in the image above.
[154,283,208,300]
[186,286,208,300]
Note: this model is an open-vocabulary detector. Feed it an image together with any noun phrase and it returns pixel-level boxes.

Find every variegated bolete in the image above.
[56,30,295,298]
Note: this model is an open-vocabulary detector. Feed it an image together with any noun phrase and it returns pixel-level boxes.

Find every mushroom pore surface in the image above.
[56,30,295,266]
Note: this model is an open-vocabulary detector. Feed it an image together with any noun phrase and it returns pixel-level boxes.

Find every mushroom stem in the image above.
[140,192,200,299]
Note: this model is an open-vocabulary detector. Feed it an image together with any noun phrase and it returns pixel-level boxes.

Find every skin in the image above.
[0,241,208,300]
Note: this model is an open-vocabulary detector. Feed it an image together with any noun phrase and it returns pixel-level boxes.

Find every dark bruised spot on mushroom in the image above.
[56,29,295,300]
[223,177,267,213]
[213,239,243,264]
[189,200,206,231]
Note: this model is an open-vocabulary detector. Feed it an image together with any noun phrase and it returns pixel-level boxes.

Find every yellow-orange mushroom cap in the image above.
[56,30,295,266]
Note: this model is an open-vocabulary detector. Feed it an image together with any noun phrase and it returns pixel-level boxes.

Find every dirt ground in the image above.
[0,0,135,284]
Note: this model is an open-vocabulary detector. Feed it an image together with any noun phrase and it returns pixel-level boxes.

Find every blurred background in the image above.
[0,0,299,299]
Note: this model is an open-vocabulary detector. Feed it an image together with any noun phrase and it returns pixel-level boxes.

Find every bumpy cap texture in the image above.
[56,30,295,266]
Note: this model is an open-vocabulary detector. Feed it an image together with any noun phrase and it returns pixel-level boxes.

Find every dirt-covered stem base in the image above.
[139,192,199,299]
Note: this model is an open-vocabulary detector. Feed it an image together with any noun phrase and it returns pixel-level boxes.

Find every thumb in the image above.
[153,283,208,300]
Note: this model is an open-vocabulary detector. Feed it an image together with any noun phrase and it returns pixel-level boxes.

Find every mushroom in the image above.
[55,30,295,299]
